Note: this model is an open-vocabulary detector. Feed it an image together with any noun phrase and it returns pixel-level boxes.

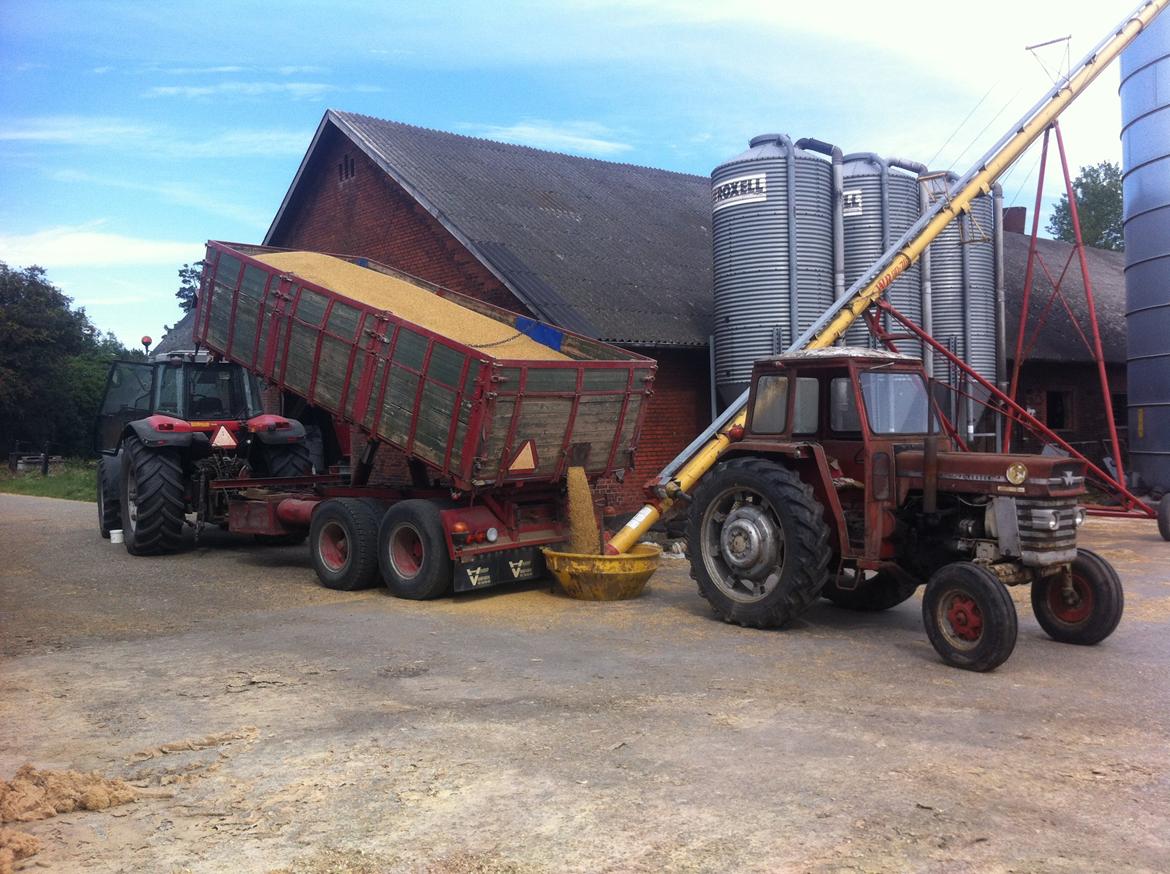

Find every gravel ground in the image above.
[1,493,1168,873]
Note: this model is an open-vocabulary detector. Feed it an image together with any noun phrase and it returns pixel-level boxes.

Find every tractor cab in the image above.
[740,348,937,561]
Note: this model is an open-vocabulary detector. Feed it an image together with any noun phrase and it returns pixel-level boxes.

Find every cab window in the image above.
[752,375,788,433]
[793,377,819,433]
[830,377,862,432]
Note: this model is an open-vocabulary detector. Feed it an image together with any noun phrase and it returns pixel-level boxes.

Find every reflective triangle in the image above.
[508,439,537,473]
[211,425,237,449]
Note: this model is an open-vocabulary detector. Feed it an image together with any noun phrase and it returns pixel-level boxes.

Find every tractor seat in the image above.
[192,397,224,416]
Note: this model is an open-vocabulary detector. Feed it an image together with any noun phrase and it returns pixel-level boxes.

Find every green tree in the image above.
[0,262,138,457]
[1046,160,1124,251]
[176,261,205,313]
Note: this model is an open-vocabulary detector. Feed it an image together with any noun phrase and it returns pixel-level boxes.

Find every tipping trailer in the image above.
[592,0,1169,670]
[193,241,655,596]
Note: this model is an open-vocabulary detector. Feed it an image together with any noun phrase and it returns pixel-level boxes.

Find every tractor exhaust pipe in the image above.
[923,433,940,516]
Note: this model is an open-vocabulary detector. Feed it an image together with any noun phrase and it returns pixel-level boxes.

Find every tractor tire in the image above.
[378,500,453,600]
[823,570,919,612]
[96,456,121,539]
[1030,548,1123,646]
[256,442,312,478]
[922,562,1017,672]
[687,457,831,628]
[1158,496,1170,542]
[119,436,186,556]
[309,498,381,590]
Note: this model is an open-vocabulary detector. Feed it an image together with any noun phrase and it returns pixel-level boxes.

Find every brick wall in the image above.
[267,125,713,512]
[1009,360,1127,462]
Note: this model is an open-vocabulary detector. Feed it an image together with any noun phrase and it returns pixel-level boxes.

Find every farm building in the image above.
[248,110,1128,510]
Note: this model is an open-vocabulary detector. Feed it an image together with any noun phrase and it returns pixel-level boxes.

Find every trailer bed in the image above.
[194,242,656,491]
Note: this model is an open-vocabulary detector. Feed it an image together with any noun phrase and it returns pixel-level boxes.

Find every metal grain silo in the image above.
[926,180,1000,440]
[1121,11,1170,490]
[840,154,923,358]
[711,134,834,404]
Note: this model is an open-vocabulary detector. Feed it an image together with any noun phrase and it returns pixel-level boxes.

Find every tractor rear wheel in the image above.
[822,570,919,612]
[687,458,831,628]
[309,498,381,590]
[120,436,186,556]
[378,500,453,600]
[97,456,122,538]
[922,562,1017,672]
[256,442,312,478]
[1030,548,1123,645]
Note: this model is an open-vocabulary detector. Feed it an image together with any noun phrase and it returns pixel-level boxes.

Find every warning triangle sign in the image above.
[211,425,238,449]
[507,439,538,474]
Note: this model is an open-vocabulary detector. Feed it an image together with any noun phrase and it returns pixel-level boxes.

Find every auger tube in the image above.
[607,0,1169,555]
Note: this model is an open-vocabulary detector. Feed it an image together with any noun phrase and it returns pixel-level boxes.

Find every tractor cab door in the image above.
[93,361,156,453]
[818,371,869,553]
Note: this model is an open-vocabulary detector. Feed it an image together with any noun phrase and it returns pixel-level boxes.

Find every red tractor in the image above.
[94,353,311,555]
[687,349,1123,671]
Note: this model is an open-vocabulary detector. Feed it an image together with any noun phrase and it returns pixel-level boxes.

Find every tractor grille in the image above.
[1017,497,1078,567]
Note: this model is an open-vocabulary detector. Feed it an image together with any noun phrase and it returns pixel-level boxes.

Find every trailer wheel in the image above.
[378,500,453,600]
[822,570,919,612]
[120,436,186,556]
[1031,548,1123,645]
[687,458,831,628]
[256,442,312,478]
[1158,496,1170,542]
[922,562,1017,672]
[309,498,381,590]
[97,456,122,538]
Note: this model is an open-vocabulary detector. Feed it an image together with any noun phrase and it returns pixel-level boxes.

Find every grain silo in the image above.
[1121,10,1170,490]
[711,134,834,404]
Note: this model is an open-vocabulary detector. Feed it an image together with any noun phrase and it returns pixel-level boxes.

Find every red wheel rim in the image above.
[943,593,983,642]
[319,522,349,572]
[390,524,424,579]
[1047,575,1093,625]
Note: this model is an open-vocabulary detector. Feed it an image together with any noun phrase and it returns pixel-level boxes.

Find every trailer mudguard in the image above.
[247,414,307,445]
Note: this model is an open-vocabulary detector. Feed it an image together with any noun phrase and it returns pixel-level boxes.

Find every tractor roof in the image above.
[770,347,923,364]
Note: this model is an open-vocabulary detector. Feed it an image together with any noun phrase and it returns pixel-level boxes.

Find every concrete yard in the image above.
[1,492,1168,873]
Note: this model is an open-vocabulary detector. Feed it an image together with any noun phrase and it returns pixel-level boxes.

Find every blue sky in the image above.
[0,0,1137,347]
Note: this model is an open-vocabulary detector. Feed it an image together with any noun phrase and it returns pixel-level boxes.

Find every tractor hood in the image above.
[895,451,1086,499]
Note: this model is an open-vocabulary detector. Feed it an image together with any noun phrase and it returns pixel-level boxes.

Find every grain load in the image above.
[255,251,570,361]
[566,466,601,554]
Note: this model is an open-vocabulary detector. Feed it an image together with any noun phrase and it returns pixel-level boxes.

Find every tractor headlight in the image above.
[486,527,499,543]
[1074,507,1086,528]
[1044,510,1060,531]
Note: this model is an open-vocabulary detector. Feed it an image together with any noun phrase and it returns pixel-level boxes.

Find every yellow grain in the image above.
[566,466,601,554]
[255,251,570,361]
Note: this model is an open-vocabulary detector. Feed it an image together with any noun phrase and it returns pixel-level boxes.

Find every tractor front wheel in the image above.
[1158,496,1170,542]
[309,498,381,590]
[687,458,831,628]
[377,500,453,600]
[922,562,1017,672]
[97,456,122,538]
[1030,548,1123,645]
[822,570,919,612]
[119,436,186,556]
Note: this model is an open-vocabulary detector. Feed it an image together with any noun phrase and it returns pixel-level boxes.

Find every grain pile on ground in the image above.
[0,827,41,874]
[0,766,137,871]
[0,765,136,821]
[566,466,601,554]
[256,251,570,361]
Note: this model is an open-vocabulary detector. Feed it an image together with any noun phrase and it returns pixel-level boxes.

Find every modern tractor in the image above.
[94,344,311,555]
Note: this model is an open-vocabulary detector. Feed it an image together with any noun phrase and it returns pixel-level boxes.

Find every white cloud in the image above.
[145,80,337,100]
[461,120,633,157]
[0,225,199,268]
[0,117,152,145]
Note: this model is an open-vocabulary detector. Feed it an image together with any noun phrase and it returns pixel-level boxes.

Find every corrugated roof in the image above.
[264,111,1126,361]
[268,110,714,347]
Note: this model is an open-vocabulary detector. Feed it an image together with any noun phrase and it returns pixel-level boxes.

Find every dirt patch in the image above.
[0,826,40,874]
[0,765,136,822]
[566,466,600,554]
[129,727,259,762]
[255,252,569,361]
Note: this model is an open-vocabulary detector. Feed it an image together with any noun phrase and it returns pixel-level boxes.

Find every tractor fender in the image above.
[124,416,207,451]
[247,414,307,445]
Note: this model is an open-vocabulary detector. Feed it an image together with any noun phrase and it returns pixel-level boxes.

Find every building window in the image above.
[338,153,356,183]
[1045,390,1073,431]
[1111,393,1128,429]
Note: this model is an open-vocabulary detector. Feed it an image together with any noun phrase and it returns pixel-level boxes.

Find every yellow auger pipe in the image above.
[607,0,1168,556]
